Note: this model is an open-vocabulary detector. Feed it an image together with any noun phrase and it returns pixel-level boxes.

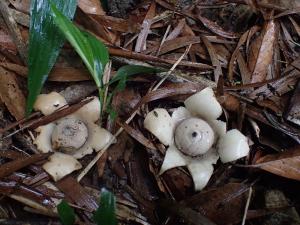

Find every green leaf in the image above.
[26,0,77,116]
[57,200,76,225]
[93,189,117,225]
[50,3,109,91]
[106,105,117,121]
[109,65,161,85]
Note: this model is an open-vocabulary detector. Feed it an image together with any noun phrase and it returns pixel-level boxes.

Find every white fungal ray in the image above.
[34,92,67,115]
[160,145,219,190]
[171,106,191,127]
[184,87,222,121]
[187,161,214,191]
[74,96,101,122]
[43,152,82,181]
[34,123,55,153]
[144,108,174,146]
[159,144,187,174]
[208,120,227,142]
[71,123,115,159]
[218,129,250,163]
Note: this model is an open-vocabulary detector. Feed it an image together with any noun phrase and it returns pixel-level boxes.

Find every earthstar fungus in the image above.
[33,92,115,181]
[144,87,250,190]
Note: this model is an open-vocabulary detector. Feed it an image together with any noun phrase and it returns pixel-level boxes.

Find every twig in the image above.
[156,24,171,56]
[108,47,213,69]
[77,45,192,181]
[101,61,112,116]
[152,44,192,91]
[241,186,253,225]
[0,0,27,64]
[1,98,92,140]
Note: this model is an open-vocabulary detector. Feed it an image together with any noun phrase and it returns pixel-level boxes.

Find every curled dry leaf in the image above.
[165,18,186,41]
[135,1,156,52]
[285,81,300,126]
[0,66,26,120]
[201,36,222,82]
[185,183,249,224]
[254,146,300,181]
[197,12,239,39]
[143,36,200,55]
[56,176,98,212]
[228,29,250,81]
[78,0,105,15]
[91,15,140,33]
[0,30,17,53]
[248,20,278,83]
[260,0,300,9]
[9,0,30,13]
[118,120,157,150]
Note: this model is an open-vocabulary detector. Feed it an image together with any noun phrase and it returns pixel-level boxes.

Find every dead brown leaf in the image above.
[91,15,140,33]
[284,80,300,126]
[143,36,200,55]
[112,88,141,117]
[202,36,222,82]
[289,16,300,37]
[0,30,17,53]
[56,176,98,212]
[0,180,55,208]
[135,1,156,52]
[274,7,300,18]
[254,146,300,181]
[76,9,118,44]
[0,66,25,120]
[8,0,30,13]
[0,153,51,179]
[228,29,251,81]
[248,20,278,83]
[237,52,252,84]
[248,69,300,100]
[117,120,157,150]
[196,10,239,39]
[184,183,248,225]
[165,18,186,41]
[281,21,298,57]
[96,151,107,177]
[78,0,105,15]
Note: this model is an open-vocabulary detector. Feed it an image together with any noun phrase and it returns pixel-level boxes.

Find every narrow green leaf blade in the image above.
[109,65,161,85]
[93,189,117,225]
[50,3,94,75]
[84,31,109,87]
[26,0,77,115]
[57,200,76,225]
[51,4,109,89]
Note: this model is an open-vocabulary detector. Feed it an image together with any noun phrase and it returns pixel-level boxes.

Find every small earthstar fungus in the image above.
[144,87,250,190]
[33,92,115,181]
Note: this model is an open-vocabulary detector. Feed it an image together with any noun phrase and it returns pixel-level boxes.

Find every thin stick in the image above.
[101,61,112,115]
[152,44,191,91]
[77,45,192,182]
[156,24,171,56]
[241,187,253,225]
